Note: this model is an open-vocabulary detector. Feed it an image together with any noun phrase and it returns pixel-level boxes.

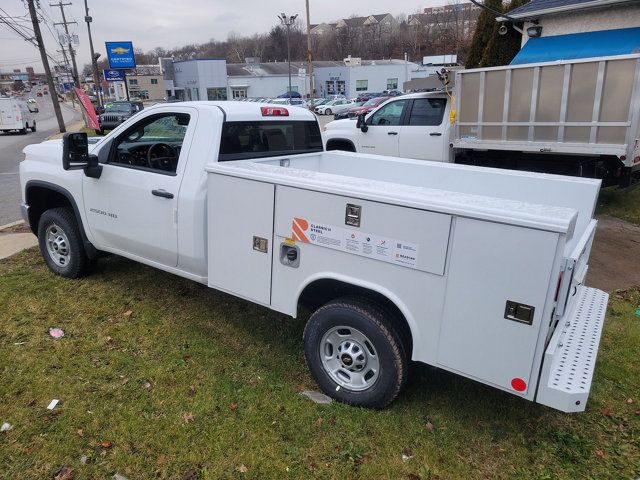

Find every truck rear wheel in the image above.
[37,207,92,278]
[30,121,36,132]
[303,296,408,409]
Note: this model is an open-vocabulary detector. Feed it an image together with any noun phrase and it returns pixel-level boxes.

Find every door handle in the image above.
[387,131,398,135]
[151,189,174,199]
[430,132,442,136]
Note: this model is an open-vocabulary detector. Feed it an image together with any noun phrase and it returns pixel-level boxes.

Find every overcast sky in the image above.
[0,0,458,73]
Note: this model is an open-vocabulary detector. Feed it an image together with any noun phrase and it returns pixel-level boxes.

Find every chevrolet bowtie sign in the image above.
[105,41,136,69]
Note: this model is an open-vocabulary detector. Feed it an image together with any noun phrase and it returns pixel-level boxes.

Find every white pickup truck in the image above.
[19,101,609,411]
[324,54,640,187]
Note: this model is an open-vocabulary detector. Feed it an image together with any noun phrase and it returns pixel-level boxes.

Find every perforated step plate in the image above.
[536,286,609,412]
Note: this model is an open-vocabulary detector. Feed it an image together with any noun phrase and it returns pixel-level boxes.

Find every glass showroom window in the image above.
[233,89,247,99]
[387,78,398,90]
[356,80,368,92]
[207,88,228,100]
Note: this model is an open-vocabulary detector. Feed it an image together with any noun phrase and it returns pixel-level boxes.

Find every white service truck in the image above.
[324,54,640,187]
[19,101,609,411]
[0,97,37,134]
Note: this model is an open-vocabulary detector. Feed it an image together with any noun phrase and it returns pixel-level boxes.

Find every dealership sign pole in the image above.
[105,41,136,101]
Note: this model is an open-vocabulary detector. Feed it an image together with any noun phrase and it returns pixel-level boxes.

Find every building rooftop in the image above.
[507,0,635,20]
[226,59,413,77]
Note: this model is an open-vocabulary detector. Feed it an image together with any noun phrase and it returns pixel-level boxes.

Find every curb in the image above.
[0,220,25,232]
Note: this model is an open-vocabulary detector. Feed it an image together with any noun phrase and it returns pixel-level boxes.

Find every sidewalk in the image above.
[0,221,37,260]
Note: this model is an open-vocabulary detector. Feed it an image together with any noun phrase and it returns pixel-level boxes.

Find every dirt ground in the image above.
[588,214,640,292]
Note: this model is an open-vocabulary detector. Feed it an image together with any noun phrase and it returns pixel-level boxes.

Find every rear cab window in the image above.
[218,121,323,162]
[408,98,447,126]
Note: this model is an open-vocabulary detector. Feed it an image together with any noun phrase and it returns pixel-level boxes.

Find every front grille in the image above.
[101,115,120,123]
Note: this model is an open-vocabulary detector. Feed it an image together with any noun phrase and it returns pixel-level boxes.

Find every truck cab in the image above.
[323,92,451,163]
[20,102,323,281]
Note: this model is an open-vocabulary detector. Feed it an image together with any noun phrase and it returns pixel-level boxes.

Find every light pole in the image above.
[83,0,102,106]
[278,13,298,101]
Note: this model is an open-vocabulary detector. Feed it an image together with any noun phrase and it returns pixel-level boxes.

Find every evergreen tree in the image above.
[481,0,529,66]
[465,0,504,69]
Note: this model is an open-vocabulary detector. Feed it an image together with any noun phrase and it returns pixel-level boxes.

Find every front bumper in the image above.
[20,201,30,228]
[98,121,123,131]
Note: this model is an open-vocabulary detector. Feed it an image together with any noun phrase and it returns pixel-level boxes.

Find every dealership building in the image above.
[155,56,439,101]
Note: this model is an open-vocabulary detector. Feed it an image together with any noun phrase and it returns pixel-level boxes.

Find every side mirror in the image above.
[62,132,102,178]
[356,113,368,132]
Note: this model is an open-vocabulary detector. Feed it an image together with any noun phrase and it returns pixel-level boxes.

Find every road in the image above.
[0,91,81,225]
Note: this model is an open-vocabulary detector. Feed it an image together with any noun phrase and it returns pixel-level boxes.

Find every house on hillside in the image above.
[310,13,395,36]
[501,0,640,64]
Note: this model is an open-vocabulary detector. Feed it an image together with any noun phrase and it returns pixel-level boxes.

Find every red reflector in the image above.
[261,106,289,116]
[511,378,527,392]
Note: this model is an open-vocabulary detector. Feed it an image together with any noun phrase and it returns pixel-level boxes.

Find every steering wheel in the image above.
[147,142,177,170]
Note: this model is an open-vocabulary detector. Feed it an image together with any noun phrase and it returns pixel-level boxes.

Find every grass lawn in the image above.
[597,186,640,225]
[1,250,638,479]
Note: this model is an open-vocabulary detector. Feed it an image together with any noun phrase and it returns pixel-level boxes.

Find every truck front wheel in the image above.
[303,297,408,409]
[37,207,92,278]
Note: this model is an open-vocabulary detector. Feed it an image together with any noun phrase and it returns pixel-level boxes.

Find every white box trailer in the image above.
[206,151,609,412]
[453,54,640,185]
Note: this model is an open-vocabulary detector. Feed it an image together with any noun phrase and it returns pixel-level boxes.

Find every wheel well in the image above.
[326,139,356,152]
[25,186,72,234]
[298,278,413,356]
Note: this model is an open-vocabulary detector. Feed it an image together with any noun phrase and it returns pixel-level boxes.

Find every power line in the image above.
[0,10,63,66]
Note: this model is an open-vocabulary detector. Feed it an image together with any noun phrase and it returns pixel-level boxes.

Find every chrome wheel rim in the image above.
[320,326,379,391]
[45,223,70,267]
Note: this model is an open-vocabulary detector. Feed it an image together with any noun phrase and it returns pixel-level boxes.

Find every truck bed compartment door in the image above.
[437,218,559,396]
[207,175,275,305]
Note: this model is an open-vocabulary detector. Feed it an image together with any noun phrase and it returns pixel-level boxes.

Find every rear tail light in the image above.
[261,106,289,116]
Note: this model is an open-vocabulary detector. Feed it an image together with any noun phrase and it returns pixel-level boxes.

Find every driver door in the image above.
[83,109,196,267]
[358,99,408,157]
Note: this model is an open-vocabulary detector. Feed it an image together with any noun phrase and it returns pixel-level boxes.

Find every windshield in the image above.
[105,103,132,113]
[219,121,323,161]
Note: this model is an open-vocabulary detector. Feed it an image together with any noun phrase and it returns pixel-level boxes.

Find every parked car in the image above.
[347,96,390,118]
[355,92,383,102]
[0,97,36,134]
[315,99,350,115]
[36,92,43,97]
[98,101,144,134]
[334,101,365,120]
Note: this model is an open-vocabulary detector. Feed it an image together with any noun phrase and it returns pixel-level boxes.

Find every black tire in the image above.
[30,121,36,132]
[325,108,332,115]
[19,126,27,134]
[303,296,408,409]
[37,207,92,278]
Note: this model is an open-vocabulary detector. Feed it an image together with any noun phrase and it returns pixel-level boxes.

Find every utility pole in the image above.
[83,0,102,106]
[51,2,80,87]
[278,13,297,101]
[26,0,66,133]
[305,0,315,109]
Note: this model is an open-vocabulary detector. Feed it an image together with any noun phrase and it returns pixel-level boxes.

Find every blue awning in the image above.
[511,27,640,65]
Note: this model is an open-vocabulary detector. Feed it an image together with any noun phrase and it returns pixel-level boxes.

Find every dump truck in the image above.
[324,54,640,187]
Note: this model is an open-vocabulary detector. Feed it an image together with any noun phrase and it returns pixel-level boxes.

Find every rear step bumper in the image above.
[536,286,609,412]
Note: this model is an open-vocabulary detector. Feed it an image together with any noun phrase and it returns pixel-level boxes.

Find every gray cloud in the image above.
[1,0,456,72]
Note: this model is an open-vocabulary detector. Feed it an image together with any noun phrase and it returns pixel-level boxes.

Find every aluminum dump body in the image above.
[453,54,640,168]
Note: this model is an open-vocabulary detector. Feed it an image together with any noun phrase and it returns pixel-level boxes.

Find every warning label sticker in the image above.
[291,217,419,269]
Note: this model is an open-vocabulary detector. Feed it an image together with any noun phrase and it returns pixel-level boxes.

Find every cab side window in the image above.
[407,98,447,126]
[369,99,407,126]
[110,113,190,174]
